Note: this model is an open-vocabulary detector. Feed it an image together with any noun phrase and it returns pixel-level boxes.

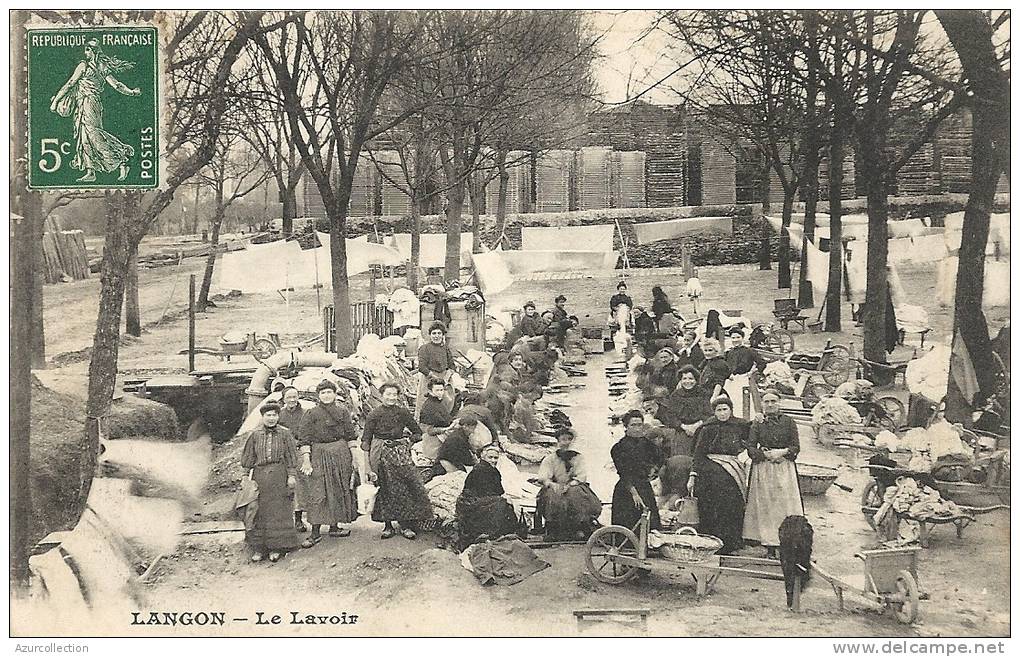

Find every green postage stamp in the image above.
[27,25,160,190]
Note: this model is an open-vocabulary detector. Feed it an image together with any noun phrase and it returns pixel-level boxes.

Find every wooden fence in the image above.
[322,302,395,352]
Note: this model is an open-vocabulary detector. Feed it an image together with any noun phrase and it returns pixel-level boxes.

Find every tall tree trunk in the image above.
[190,184,202,234]
[124,246,141,337]
[467,172,484,254]
[31,211,46,367]
[859,132,891,365]
[759,162,772,270]
[81,193,135,520]
[937,10,1010,421]
[444,181,465,278]
[797,9,821,309]
[197,199,225,311]
[329,173,357,356]
[281,179,298,237]
[778,186,795,288]
[408,189,422,291]
[11,10,37,588]
[824,118,846,332]
[495,149,510,243]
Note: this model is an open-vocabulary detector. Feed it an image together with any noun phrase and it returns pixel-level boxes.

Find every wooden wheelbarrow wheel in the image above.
[890,570,921,624]
[585,525,642,584]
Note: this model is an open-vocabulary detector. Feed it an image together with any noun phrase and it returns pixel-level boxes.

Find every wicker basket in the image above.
[798,463,839,495]
[658,527,723,564]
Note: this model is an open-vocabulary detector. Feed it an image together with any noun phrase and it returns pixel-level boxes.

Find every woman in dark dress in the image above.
[654,365,713,458]
[363,383,434,540]
[431,416,479,478]
[676,330,706,371]
[639,347,681,401]
[687,396,750,554]
[415,322,456,417]
[241,403,302,562]
[743,389,803,557]
[610,410,664,531]
[455,444,520,550]
[650,286,673,333]
[297,380,359,546]
[535,428,602,540]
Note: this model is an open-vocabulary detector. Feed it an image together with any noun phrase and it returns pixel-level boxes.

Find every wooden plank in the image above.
[573,608,650,618]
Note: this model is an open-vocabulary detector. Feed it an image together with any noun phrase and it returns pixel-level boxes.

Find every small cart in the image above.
[811,547,922,624]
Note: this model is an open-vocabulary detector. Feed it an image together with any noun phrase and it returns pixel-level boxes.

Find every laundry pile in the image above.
[420,283,485,309]
[898,421,974,473]
[424,471,468,522]
[905,344,951,402]
[811,396,864,426]
[880,477,962,520]
[762,361,796,392]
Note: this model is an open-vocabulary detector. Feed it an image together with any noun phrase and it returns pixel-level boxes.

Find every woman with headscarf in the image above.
[455,444,520,549]
[241,402,302,562]
[297,381,359,546]
[640,346,681,401]
[277,386,310,533]
[743,388,803,558]
[687,396,750,554]
[362,383,434,540]
[611,410,664,531]
[654,365,713,458]
[535,428,602,540]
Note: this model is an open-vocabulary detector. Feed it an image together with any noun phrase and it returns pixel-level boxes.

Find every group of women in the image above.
[242,378,440,562]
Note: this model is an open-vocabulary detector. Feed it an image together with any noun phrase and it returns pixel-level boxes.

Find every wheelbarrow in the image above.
[811,547,922,624]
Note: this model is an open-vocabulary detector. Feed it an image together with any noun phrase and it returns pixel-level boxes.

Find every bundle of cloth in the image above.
[899,421,973,473]
[376,287,420,331]
[425,471,468,522]
[812,396,864,426]
[762,361,797,393]
[905,344,950,402]
[881,477,962,519]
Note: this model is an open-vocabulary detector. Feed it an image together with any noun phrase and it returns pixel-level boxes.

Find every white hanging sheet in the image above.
[521,224,615,252]
[632,216,733,245]
[387,232,474,269]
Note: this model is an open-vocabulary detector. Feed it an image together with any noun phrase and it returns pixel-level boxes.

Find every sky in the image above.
[587,10,678,105]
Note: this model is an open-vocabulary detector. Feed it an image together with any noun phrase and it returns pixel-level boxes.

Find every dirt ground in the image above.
[31,257,1010,637]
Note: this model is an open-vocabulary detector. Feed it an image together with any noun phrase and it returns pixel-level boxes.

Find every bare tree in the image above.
[195,134,272,310]
[254,11,427,355]
[936,10,1010,420]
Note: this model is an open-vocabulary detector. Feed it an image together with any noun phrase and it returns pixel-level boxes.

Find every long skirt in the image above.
[307,440,358,526]
[743,459,804,547]
[694,459,746,553]
[293,472,312,513]
[370,439,434,525]
[537,482,602,539]
[455,494,519,549]
[611,478,661,531]
[247,462,302,551]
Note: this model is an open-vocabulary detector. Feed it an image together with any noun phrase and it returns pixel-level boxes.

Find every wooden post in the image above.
[188,275,196,372]
[681,243,694,280]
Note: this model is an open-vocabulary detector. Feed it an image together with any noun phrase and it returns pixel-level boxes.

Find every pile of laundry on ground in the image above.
[875,477,962,524]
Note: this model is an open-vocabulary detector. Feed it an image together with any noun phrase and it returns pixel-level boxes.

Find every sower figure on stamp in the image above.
[49,38,140,182]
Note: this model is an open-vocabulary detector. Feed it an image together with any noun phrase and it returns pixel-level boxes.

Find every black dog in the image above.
[778,515,814,609]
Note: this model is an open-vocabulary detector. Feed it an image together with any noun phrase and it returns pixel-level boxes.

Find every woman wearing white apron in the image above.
[743,388,804,558]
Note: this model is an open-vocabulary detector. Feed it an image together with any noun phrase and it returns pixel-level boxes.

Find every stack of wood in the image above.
[935,111,972,194]
[894,142,938,196]
[612,151,646,209]
[484,150,529,216]
[378,151,411,217]
[578,146,612,210]
[41,215,91,283]
[699,138,736,205]
[646,137,686,208]
[535,150,572,213]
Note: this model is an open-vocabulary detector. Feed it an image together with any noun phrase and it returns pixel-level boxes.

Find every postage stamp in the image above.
[27,25,160,190]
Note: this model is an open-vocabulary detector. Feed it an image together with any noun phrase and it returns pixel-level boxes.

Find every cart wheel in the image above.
[819,345,852,386]
[891,570,920,624]
[803,382,835,409]
[585,525,642,584]
[252,338,278,359]
[861,480,882,508]
[877,395,906,429]
[766,328,795,354]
